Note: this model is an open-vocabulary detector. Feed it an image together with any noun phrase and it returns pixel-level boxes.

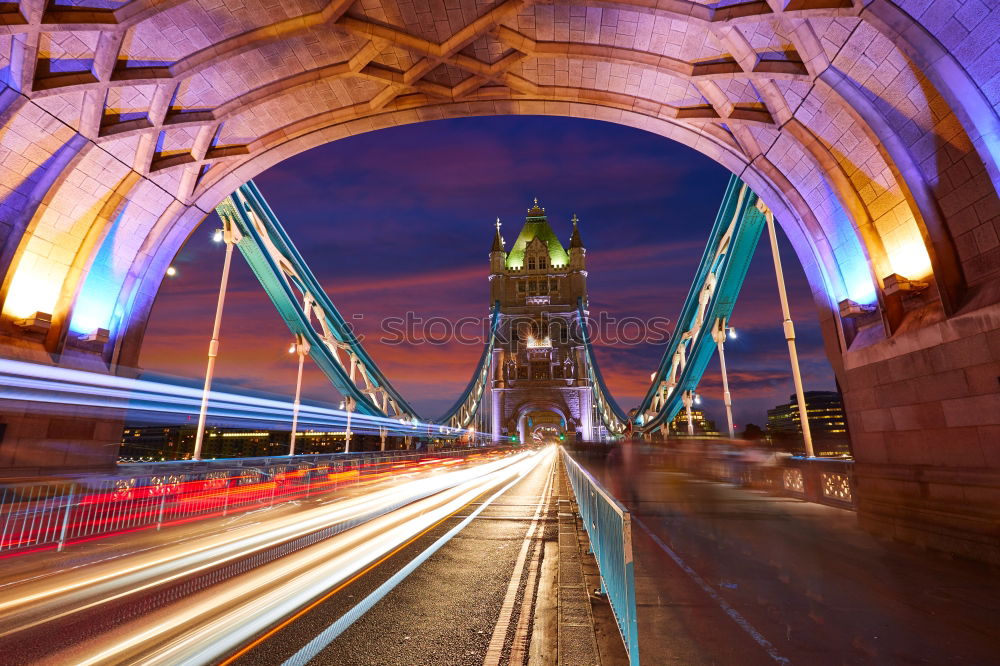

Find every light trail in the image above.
[0,359,490,440]
[30,450,544,665]
[0,452,523,642]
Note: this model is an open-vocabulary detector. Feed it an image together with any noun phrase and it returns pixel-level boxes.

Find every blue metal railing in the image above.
[561,447,639,665]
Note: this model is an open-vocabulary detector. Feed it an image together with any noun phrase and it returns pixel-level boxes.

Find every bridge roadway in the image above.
[579,450,1000,665]
[0,448,558,665]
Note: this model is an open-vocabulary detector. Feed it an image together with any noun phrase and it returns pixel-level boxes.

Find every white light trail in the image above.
[55,451,543,665]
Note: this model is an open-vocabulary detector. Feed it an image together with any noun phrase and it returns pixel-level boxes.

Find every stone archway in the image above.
[0,0,998,560]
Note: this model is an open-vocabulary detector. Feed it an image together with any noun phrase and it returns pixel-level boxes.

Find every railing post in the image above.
[156,490,167,531]
[56,483,76,552]
[221,475,231,517]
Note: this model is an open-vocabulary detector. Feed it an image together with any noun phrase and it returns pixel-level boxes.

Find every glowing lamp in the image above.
[838,299,877,319]
[694,394,702,405]
[728,327,737,340]
[882,273,928,296]
[212,229,224,243]
[288,344,296,353]
[13,311,52,334]
[166,266,177,277]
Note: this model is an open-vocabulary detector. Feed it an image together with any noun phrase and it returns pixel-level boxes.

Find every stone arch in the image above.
[0,0,997,560]
[0,2,992,371]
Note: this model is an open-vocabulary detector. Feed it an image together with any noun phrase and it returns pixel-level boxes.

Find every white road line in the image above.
[632,516,791,666]
[281,453,545,666]
[482,455,553,666]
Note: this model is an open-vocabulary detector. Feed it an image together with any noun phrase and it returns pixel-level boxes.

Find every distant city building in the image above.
[766,390,850,456]
[120,426,350,461]
[667,408,720,437]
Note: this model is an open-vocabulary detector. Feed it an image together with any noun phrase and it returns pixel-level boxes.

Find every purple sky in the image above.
[140,116,837,431]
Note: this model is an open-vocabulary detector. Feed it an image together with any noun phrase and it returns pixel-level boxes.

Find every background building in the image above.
[766,390,850,456]
[120,426,352,461]
[666,408,720,437]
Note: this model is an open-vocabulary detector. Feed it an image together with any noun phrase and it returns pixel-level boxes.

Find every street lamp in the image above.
[756,199,814,457]
[712,318,736,439]
[288,335,309,456]
[192,217,241,461]
[340,396,356,452]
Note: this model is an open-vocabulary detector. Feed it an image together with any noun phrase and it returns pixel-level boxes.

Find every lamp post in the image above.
[757,200,814,458]
[288,335,309,456]
[192,219,240,461]
[712,318,736,439]
[339,396,356,452]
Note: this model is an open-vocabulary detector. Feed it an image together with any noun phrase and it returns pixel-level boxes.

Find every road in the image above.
[0,447,557,665]
[580,451,1000,665]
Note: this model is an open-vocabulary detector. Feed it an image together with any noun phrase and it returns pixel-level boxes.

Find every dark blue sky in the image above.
[142,115,837,431]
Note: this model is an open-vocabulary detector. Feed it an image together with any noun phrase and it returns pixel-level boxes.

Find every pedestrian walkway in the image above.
[577,453,1000,665]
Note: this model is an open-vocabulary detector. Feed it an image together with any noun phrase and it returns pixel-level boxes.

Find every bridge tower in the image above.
[489,201,594,444]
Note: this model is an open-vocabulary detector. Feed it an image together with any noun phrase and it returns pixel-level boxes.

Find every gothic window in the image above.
[539,258,547,270]
[531,363,549,380]
[528,280,537,293]
[528,258,536,270]
[549,279,558,291]
[518,281,525,292]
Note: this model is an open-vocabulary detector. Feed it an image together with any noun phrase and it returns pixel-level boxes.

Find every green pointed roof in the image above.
[505,199,570,269]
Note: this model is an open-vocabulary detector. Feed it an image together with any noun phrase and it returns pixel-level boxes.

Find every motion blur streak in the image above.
[283,448,552,666]
[56,451,542,666]
[0,452,526,641]
[0,359,474,437]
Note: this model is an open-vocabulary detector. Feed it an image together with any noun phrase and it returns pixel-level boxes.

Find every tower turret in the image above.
[569,213,586,269]
[490,218,506,302]
[490,217,506,270]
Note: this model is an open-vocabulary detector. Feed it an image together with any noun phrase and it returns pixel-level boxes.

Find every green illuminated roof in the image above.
[505,200,570,269]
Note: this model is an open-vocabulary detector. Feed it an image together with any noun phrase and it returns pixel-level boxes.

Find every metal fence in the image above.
[0,447,506,555]
[561,447,640,665]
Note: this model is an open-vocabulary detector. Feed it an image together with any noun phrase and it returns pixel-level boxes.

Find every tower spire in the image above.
[569,213,583,248]
[491,216,505,252]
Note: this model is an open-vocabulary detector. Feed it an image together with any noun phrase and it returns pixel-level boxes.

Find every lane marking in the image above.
[632,516,791,665]
[280,453,546,666]
[507,534,543,665]
[482,458,553,666]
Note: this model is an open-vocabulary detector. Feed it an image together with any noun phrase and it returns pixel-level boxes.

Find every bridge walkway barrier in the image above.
[0,447,511,555]
[560,446,640,665]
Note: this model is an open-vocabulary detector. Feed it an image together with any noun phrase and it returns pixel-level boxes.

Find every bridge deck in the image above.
[579,453,1000,665]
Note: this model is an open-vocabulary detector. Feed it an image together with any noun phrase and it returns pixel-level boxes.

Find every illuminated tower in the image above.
[489,200,594,444]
